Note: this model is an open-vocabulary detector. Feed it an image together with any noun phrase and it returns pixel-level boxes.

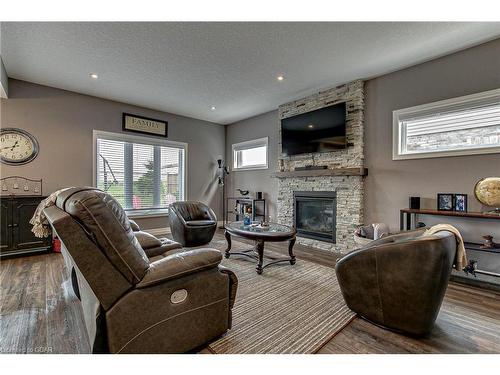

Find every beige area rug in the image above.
[207,238,356,354]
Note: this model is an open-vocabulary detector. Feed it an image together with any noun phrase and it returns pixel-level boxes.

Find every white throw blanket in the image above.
[423,224,467,270]
[30,187,73,238]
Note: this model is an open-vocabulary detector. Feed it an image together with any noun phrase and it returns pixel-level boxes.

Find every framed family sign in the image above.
[122,113,168,137]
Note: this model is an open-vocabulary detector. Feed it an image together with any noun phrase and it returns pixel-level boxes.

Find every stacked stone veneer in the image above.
[276,80,365,253]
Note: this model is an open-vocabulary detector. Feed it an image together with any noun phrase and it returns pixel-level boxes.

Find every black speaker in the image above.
[256,192,263,199]
[409,196,420,209]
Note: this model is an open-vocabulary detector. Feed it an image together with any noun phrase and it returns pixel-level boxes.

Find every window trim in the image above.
[232,137,269,171]
[392,88,500,160]
[92,130,188,217]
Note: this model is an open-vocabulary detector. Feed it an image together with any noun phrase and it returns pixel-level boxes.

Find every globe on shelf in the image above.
[474,177,500,214]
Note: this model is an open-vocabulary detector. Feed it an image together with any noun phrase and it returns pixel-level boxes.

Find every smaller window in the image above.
[232,137,268,170]
[393,88,500,160]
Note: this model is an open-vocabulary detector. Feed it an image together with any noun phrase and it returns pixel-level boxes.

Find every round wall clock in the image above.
[0,128,40,165]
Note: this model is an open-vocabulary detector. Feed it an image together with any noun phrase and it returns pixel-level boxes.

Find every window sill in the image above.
[233,166,269,172]
[393,145,500,160]
[126,211,169,219]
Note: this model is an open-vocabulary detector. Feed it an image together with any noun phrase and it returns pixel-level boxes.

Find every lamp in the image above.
[217,158,230,228]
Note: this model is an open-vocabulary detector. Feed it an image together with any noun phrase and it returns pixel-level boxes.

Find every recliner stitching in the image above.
[75,200,142,282]
[115,297,228,353]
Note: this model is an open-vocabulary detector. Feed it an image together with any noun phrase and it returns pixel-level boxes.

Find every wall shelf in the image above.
[400,208,500,222]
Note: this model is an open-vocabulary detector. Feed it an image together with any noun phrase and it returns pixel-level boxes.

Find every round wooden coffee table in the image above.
[224,221,297,274]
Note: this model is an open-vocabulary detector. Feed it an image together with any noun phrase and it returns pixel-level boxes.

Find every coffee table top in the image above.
[225,221,296,241]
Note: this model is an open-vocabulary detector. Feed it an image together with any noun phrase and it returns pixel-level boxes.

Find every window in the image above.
[393,88,500,160]
[232,137,268,170]
[93,131,186,216]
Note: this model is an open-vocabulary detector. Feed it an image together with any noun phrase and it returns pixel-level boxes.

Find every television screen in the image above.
[281,102,346,156]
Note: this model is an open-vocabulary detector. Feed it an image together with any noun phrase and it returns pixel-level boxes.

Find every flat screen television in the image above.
[281,102,347,156]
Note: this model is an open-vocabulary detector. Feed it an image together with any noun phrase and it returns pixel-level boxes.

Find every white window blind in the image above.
[393,89,500,160]
[232,137,268,170]
[94,131,186,215]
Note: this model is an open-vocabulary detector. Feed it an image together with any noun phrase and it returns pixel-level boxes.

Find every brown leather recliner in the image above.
[169,201,217,247]
[44,187,237,353]
[335,228,456,336]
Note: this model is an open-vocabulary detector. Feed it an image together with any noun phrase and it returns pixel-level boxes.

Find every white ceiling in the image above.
[2,22,500,125]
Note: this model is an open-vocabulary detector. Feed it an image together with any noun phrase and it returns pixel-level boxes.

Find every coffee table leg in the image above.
[256,240,264,274]
[224,230,232,259]
[288,236,296,265]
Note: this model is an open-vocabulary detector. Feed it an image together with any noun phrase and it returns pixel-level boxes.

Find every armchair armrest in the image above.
[206,206,217,222]
[137,248,223,288]
[170,205,188,225]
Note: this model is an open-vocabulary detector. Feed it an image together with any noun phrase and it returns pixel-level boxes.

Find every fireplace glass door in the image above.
[294,192,336,242]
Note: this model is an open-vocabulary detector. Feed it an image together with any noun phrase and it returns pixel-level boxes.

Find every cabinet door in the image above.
[12,198,50,251]
[0,199,12,251]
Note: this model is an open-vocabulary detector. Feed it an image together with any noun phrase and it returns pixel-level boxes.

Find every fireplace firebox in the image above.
[293,191,336,243]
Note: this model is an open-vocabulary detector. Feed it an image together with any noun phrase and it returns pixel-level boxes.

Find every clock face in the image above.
[0,128,39,165]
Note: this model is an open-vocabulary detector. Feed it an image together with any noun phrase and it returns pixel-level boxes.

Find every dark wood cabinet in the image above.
[0,196,52,258]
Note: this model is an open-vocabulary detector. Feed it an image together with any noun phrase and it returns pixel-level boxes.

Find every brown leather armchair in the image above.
[169,201,217,247]
[335,228,456,336]
[44,187,237,353]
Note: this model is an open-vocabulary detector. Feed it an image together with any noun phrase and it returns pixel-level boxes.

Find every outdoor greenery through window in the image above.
[95,132,186,215]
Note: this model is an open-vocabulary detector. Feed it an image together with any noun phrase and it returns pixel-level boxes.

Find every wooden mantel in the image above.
[272,167,368,178]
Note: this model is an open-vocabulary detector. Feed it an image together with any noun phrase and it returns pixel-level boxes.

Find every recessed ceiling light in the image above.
[211,106,217,111]
[277,75,285,81]
[90,73,99,79]
[308,124,314,129]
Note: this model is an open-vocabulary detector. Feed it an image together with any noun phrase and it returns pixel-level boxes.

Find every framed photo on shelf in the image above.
[454,193,468,212]
[437,193,453,211]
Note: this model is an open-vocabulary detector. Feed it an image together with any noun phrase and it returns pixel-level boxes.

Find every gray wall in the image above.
[226,39,500,242]
[0,56,7,98]
[225,110,279,221]
[0,79,225,229]
[364,38,500,241]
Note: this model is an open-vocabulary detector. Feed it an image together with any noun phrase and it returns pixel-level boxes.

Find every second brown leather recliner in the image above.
[335,228,457,336]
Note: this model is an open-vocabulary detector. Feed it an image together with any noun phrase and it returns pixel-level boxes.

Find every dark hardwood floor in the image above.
[1,230,499,354]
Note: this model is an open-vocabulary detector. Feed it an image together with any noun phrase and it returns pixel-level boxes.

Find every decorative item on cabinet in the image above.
[0,176,42,196]
[0,176,51,258]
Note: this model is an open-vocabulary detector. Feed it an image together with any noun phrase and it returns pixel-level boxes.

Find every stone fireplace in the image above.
[294,191,336,243]
[275,80,365,254]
